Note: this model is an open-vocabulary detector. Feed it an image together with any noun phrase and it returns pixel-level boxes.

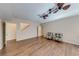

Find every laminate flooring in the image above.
[0,37,79,56]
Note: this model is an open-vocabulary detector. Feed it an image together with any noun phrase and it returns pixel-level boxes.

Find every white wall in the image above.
[16,19,40,41]
[42,15,79,45]
[6,22,16,41]
[0,20,3,49]
[4,18,40,41]
[0,18,40,49]
[20,23,29,31]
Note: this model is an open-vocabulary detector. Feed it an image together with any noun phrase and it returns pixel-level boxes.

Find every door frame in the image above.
[2,21,6,48]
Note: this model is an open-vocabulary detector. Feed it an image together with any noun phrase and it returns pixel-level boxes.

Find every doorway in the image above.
[5,22,17,47]
[37,25,42,37]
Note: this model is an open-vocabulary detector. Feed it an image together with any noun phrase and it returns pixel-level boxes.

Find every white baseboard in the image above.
[0,45,3,50]
[16,36,38,41]
[63,40,79,45]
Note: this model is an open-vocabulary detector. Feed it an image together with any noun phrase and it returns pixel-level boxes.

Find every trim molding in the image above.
[16,36,38,42]
[7,39,16,42]
[0,45,3,50]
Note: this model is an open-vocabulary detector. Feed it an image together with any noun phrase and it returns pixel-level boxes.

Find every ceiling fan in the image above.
[38,3,71,19]
[57,3,71,10]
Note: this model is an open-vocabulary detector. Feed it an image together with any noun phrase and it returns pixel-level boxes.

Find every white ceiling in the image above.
[0,3,79,23]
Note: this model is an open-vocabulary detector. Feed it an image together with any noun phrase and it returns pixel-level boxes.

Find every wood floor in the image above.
[0,37,79,56]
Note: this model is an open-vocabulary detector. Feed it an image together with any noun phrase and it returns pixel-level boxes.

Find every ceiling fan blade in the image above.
[63,5,71,10]
[57,3,64,9]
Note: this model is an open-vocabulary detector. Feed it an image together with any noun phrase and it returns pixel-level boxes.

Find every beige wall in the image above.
[42,15,79,45]
[6,22,16,41]
[37,25,42,37]
[0,20,3,49]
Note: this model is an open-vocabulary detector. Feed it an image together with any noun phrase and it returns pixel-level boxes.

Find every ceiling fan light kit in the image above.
[63,5,71,10]
[38,3,71,19]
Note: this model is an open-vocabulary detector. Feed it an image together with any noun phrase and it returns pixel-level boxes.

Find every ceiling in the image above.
[0,3,79,23]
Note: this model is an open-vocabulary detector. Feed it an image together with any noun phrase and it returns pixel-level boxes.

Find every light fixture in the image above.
[38,3,71,19]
